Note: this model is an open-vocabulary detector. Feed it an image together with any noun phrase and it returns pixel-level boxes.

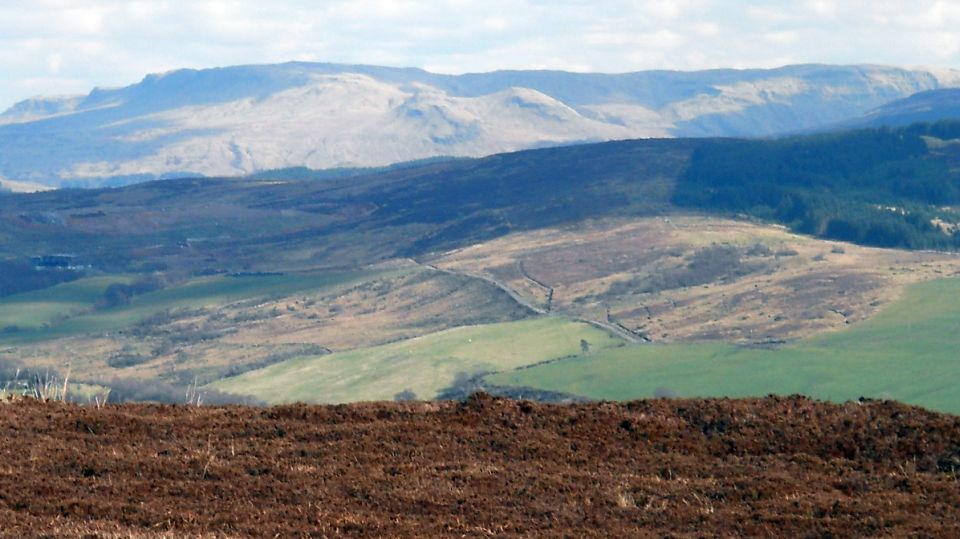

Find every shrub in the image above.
[106,352,151,369]
[745,243,773,257]
[436,370,491,401]
[683,245,744,285]
[394,389,417,401]
[98,275,165,309]
[103,377,263,405]
[654,387,678,398]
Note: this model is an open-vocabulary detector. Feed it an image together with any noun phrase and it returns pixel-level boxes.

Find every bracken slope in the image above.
[0,395,958,537]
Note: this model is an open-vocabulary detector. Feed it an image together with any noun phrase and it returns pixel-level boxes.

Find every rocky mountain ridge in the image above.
[2,62,958,186]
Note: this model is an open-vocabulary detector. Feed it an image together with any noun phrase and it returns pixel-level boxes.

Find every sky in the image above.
[2,0,960,111]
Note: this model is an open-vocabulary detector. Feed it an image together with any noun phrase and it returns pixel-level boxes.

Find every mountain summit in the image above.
[2,62,958,187]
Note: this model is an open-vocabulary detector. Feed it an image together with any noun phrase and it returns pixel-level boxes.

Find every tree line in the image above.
[674,121,960,249]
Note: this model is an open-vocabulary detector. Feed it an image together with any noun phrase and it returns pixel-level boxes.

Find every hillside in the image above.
[0,138,692,276]
[4,127,960,409]
[432,216,960,344]
[193,214,960,411]
[1,395,958,537]
[1,62,957,186]
[676,122,960,250]
[3,122,960,274]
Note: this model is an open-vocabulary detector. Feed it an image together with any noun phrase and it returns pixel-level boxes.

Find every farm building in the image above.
[31,254,78,270]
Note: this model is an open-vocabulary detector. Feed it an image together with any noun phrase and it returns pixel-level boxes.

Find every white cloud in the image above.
[641,0,689,20]
[744,5,798,24]
[54,5,111,35]
[481,17,510,32]
[1,0,960,110]
[585,29,684,50]
[764,31,800,45]
[805,0,838,17]
[45,53,62,74]
[925,31,960,61]
[690,22,721,38]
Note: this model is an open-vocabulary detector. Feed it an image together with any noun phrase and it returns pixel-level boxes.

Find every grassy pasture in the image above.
[0,270,375,344]
[210,317,625,404]
[0,276,134,330]
[488,278,960,414]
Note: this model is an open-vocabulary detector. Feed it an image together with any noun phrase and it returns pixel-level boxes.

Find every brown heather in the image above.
[0,394,958,537]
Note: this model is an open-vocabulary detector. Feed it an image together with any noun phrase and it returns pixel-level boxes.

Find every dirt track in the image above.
[0,395,959,537]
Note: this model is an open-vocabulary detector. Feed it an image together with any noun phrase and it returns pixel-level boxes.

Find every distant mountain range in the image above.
[3,62,960,187]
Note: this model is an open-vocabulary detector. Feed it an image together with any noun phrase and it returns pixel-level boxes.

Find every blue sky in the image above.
[2,0,960,110]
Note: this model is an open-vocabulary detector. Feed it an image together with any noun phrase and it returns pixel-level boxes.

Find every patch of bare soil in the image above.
[1,395,958,537]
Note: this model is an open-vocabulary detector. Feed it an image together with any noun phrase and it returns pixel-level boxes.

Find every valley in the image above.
[205,215,960,410]
[4,209,960,411]
[3,122,960,412]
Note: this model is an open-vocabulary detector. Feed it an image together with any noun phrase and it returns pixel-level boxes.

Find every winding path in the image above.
[423,263,644,344]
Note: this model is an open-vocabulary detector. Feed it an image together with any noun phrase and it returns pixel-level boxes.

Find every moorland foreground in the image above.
[0,395,959,537]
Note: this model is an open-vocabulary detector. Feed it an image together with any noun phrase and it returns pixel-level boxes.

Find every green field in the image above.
[0,270,376,344]
[210,317,625,404]
[0,276,134,330]
[488,278,960,414]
